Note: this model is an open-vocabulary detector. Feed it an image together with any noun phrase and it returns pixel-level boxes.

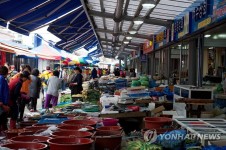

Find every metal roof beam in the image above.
[100,38,141,47]
[89,10,171,27]
[96,28,152,39]
[101,42,138,50]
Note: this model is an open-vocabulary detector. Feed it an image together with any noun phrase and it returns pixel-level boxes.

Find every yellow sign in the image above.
[156,32,164,43]
[198,17,211,29]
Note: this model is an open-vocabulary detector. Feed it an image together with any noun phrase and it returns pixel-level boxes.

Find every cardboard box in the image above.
[151,106,165,114]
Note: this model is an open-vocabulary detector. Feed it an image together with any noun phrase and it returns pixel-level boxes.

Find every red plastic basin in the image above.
[96,126,122,131]
[51,131,93,138]
[2,142,47,150]
[4,129,35,139]
[144,117,172,129]
[48,137,93,150]
[25,126,49,132]
[127,106,140,111]
[19,120,38,128]
[62,119,97,127]
[102,118,118,126]
[57,125,94,132]
[11,135,51,143]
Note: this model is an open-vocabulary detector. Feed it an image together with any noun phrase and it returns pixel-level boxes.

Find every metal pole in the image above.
[179,42,182,85]
[80,0,104,55]
[197,35,202,87]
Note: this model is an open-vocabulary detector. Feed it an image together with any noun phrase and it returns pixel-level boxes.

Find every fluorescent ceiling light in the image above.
[133,17,144,25]
[142,0,156,9]
[218,34,226,38]
[209,47,214,49]
[204,34,211,38]
[124,41,130,44]
[129,29,137,34]
[178,44,181,47]
[126,36,133,40]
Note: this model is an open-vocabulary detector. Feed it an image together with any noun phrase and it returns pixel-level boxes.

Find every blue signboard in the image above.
[190,0,213,33]
[173,13,190,41]
[212,0,226,22]
[154,29,170,49]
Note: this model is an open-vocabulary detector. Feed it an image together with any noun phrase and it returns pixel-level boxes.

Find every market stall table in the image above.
[176,98,214,118]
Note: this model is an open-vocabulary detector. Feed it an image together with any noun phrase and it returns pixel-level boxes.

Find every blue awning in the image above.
[47,1,101,56]
[0,0,80,35]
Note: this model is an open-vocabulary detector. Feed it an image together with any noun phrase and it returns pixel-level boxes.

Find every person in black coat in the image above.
[69,67,83,96]
[91,68,98,79]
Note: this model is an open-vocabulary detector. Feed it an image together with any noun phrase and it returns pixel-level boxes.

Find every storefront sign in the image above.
[197,17,211,29]
[143,39,153,54]
[173,13,190,40]
[154,29,170,49]
[212,0,226,22]
[191,0,213,32]
[156,32,165,43]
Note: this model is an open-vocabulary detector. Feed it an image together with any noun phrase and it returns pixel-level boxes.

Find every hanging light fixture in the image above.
[126,36,133,40]
[128,29,137,34]
[124,40,130,44]
[142,0,156,9]
[133,17,144,25]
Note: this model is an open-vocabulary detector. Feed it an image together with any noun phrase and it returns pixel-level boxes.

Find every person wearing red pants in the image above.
[8,71,30,129]
[44,70,61,112]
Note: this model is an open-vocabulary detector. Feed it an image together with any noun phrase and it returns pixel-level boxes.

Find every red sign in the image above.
[143,40,153,54]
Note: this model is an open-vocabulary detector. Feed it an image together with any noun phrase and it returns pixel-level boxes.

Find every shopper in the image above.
[40,66,52,99]
[29,69,41,112]
[10,64,32,121]
[8,71,30,129]
[61,68,67,91]
[91,68,98,79]
[114,68,120,77]
[7,65,18,81]
[69,67,83,95]
[44,70,61,110]
[0,66,10,132]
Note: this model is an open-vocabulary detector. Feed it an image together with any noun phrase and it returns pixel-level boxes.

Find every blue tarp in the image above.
[0,0,80,36]
[47,1,101,56]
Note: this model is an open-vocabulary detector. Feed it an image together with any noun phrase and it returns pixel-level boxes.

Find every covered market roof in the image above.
[0,0,207,59]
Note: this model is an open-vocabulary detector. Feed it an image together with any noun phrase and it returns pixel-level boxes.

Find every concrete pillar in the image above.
[119,59,121,70]
[188,39,197,85]
[124,56,127,69]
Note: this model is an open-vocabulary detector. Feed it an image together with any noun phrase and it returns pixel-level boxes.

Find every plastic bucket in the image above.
[2,142,47,150]
[51,131,93,138]
[102,118,118,126]
[93,131,122,150]
[11,135,51,144]
[144,117,172,129]
[57,125,94,132]
[48,137,93,150]
[62,119,97,127]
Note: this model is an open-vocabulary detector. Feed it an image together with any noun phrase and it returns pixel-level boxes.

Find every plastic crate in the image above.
[115,82,127,90]
[127,92,150,98]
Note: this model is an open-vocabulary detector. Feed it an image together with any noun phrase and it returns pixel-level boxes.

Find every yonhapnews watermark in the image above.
[144,130,221,143]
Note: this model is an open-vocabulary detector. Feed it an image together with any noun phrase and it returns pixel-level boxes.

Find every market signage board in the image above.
[212,0,226,22]
[190,0,213,32]
[173,13,190,41]
[143,39,153,54]
[154,29,170,49]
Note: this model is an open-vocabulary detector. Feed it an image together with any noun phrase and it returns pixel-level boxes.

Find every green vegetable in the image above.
[141,81,149,87]
[131,80,141,87]
[140,76,149,81]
